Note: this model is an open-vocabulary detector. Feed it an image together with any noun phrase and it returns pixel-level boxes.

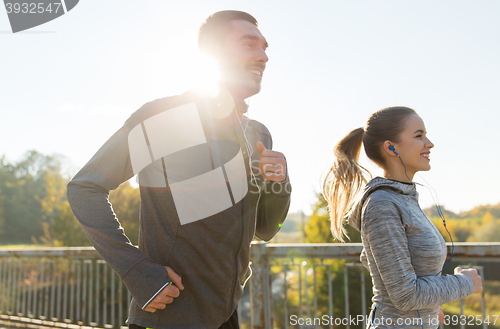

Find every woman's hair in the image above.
[323,106,416,241]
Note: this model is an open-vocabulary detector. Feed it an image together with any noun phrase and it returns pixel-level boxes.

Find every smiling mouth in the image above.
[421,153,430,160]
[249,69,262,77]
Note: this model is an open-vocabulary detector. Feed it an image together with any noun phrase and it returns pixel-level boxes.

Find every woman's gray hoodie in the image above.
[348,177,474,328]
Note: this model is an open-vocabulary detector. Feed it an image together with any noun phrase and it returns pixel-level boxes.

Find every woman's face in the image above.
[392,114,434,176]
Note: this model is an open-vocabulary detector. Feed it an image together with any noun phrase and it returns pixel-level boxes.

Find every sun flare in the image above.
[193,53,221,98]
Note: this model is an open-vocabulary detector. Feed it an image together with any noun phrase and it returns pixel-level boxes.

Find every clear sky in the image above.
[1,0,499,215]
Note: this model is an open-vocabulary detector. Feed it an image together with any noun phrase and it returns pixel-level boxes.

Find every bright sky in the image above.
[1,0,499,215]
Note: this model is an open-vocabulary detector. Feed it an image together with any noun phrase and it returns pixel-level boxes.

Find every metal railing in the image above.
[1,243,500,329]
[0,247,129,329]
[249,242,500,329]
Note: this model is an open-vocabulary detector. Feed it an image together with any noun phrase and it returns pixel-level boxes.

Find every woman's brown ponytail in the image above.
[322,128,370,242]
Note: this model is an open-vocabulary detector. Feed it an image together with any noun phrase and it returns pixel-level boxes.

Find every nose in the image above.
[426,138,434,149]
[257,47,268,63]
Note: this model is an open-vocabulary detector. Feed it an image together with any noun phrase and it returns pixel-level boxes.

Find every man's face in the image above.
[217,20,269,100]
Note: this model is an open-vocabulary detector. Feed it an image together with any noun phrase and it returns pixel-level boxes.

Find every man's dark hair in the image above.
[198,10,258,54]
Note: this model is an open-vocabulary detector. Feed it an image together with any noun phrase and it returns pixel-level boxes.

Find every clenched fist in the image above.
[256,141,287,182]
[455,267,482,294]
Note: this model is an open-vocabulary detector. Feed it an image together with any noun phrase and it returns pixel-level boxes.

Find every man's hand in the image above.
[256,141,287,182]
[144,266,184,313]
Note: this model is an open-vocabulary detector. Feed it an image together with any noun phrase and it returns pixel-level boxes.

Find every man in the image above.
[67,10,291,329]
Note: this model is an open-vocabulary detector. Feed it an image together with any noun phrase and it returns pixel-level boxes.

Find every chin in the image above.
[236,83,261,99]
[223,79,261,99]
[245,85,261,98]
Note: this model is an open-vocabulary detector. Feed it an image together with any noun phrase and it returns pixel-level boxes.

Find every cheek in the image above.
[400,142,422,159]
[220,49,244,65]
[225,56,248,71]
[232,49,255,63]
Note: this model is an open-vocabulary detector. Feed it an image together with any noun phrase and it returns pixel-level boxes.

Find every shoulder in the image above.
[362,189,407,226]
[124,92,193,128]
[366,188,403,205]
[249,119,272,148]
[249,119,272,138]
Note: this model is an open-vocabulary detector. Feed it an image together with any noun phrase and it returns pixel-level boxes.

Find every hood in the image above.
[348,176,417,231]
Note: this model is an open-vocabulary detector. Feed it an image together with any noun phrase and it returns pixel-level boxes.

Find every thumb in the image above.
[454,266,462,274]
[256,141,266,154]
[165,266,184,290]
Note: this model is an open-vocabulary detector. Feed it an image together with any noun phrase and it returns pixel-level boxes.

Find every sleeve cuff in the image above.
[455,273,475,296]
[142,281,172,309]
[267,174,291,196]
[121,259,171,308]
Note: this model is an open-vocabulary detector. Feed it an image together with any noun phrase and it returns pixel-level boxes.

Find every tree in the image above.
[304,193,332,243]
[304,192,361,243]
[467,213,500,243]
[44,181,141,247]
[463,203,500,219]
[108,181,140,245]
[0,151,64,243]
[0,149,142,246]
[42,201,91,247]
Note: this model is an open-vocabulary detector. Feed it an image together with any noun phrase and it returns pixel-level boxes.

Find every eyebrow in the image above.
[238,34,269,48]
[414,129,425,134]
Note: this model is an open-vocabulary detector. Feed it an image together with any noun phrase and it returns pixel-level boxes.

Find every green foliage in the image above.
[466,217,500,243]
[423,205,462,219]
[304,192,361,243]
[109,181,140,245]
[0,151,66,243]
[0,151,141,246]
[39,180,140,247]
[42,201,91,246]
[429,211,500,243]
[463,203,500,219]
[304,193,332,243]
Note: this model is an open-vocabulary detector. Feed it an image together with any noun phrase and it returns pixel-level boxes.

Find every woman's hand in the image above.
[439,306,445,323]
[454,267,483,294]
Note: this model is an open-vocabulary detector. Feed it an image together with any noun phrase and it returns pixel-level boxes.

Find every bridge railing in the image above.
[1,242,500,329]
[248,242,500,329]
[0,247,129,329]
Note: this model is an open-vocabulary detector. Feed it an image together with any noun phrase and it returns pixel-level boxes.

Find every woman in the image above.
[323,107,482,328]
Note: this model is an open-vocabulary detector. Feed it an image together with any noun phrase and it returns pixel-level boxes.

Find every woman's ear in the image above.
[383,140,398,157]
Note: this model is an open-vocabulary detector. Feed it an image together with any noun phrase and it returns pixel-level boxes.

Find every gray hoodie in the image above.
[67,90,291,329]
[349,177,474,329]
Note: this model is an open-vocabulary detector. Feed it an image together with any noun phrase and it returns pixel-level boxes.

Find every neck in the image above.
[227,91,248,119]
[219,82,250,119]
[235,100,248,119]
[383,165,415,183]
